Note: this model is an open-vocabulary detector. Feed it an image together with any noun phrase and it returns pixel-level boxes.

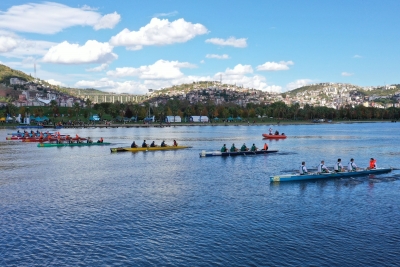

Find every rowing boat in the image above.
[270,168,392,182]
[200,149,278,157]
[38,142,111,147]
[262,134,287,139]
[110,145,191,152]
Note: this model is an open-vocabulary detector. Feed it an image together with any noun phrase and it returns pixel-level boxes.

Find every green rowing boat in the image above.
[110,145,191,152]
[38,142,111,147]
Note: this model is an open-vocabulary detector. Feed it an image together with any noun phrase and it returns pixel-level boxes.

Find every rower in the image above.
[97,137,103,143]
[334,158,343,172]
[150,141,156,147]
[131,141,138,148]
[347,158,358,172]
[240,143,249,151]
[161,140,167,147]
[173,140,178,146]
[368,158,377,169]
[318,160,330,173]
[263,143,268,151]
[221,144,227,152]
[299,161,308,175]
[250,143,257,151]
[230,143,238,152]
[142,140,148,147]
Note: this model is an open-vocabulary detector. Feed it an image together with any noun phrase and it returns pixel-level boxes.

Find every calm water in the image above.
[1,122,399,266]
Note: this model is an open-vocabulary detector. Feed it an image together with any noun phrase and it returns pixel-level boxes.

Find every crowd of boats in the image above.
[6,128,393,182]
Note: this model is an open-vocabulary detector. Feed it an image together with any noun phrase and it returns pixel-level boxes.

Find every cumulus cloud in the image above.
[75,78,149,94]
[341,72,354,76]
[257,61,294,71]
[285,79,313,91]
[86,63,109,72]
[46,79,66,87]
[42,40,117,64]
[219,64,253,76]
[0,36,18,52]
[205,37,247,48]
[110,18,208,50]
[0,2,120,34]
[94,12,121,30]
[206,54,229,59]
[107,60,196,80]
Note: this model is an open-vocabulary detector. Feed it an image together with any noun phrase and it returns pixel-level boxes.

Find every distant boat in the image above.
[262,134,287,139]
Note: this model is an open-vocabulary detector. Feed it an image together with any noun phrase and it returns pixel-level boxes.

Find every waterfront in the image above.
[1,122,399,266]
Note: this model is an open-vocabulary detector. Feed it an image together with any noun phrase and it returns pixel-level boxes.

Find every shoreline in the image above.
[0,120,395,129]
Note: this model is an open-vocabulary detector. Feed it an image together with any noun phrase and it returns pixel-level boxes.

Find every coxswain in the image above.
[173,140,178,146]
[142,140,148,147]
[334,158,343,172]
[161,140,167,147]
[230,143,237,152]
[347,158,358,172]
[318,160,330,173]
[263,143,268,151]
[221,144,227,152]
[131,141,137,148]
[150,141,156,147]
[299,161,308,175]
[250,143,257,151]
[97,137,104,143]
[369,158,377,169]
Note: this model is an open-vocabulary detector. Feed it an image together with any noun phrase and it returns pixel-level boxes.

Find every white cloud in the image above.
[75,78,149,94]
[42,40,117,64]
[285,79,313,91]
[94,12,121,30]
[0,36,18,52]
[0,2,120,34]
[205,37,247,48]
[341,72,354,76]
[257,61,294,71]
[353,55,362,58]
[206,54,230,59]
[86,63,109,72]
[219,64,253,76]
[110,18,208,50]
[153,11,178,17]
[107,60,196,79]
[46,79,66,87]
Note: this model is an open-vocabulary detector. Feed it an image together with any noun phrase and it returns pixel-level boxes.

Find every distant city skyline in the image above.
[0,0,399,95]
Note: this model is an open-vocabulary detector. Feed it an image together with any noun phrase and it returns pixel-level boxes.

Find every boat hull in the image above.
[38,142,110,147]
[200,150,278,157]
[110,146,191,152]
[270,168,392,182]
[262,134,287,139]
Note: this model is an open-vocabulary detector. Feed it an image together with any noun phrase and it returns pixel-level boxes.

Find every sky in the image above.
[0,0,399,95]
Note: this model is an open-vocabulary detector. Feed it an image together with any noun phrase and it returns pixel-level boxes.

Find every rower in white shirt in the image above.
[347,158,358,172]
[299,161,308,175]
[334,158,344,172]
[318,160,330,173]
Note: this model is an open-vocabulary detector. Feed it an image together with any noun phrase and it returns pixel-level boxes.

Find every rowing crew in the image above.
[220,143,269,152]
[300,157,377,175]
[131,140,178,148]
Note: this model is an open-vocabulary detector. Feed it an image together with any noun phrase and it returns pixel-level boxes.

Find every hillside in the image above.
[0,64,34,85]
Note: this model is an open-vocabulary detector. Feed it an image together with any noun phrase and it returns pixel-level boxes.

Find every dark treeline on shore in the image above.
[2,99,400,124]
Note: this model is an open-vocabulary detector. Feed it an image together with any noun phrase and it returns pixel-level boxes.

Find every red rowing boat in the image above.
[262,133,287,139]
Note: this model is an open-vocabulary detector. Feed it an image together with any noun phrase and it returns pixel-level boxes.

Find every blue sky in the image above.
[0,0,399,94]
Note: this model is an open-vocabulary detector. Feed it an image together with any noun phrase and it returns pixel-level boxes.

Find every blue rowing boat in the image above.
[200,150,278,157]
[270,168,392,182]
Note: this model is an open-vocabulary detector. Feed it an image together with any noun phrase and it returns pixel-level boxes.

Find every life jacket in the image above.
[369,160,376,169]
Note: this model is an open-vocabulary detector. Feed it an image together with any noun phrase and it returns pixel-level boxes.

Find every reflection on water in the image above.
[0,122,400,266]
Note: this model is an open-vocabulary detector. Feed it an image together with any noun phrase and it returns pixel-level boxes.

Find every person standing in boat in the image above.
[142,140,148,147]
[300,162,308,175]
[263,143,268,151]
[347,158,358,172]
[131,141,137,148]
[318,160,330,173]
[221,144,227,152]
[334,158,343,172]
[368,158,377,169]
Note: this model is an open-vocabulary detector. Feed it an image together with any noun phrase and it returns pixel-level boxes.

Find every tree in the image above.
[73,102,81,120]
